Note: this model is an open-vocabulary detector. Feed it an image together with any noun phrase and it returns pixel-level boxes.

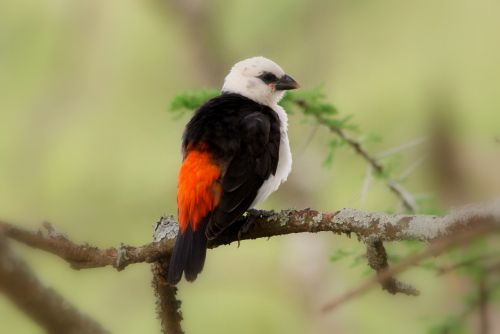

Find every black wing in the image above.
[206,111,280,239]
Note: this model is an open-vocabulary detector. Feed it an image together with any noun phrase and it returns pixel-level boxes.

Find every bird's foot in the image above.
[236,209,272,247]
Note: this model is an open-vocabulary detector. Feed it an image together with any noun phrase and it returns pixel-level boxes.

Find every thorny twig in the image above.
[376,136,428,159]
[293,99,419,212]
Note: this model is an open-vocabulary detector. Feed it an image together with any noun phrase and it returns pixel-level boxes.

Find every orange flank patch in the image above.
[177,147,221,233]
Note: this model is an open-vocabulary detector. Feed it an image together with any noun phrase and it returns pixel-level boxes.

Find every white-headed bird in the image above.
[168,57,299,284]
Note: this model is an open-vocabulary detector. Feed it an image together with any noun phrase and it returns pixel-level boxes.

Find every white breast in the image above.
[251,105,292,207]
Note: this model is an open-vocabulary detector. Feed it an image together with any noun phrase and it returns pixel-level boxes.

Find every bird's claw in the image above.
[237,218,253,247]
[236,209,271,247]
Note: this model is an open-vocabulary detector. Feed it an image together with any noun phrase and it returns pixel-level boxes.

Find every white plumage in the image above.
[251,103,292,207]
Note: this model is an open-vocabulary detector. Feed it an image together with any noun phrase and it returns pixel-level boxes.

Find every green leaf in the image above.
[169,90,219,114]
[323,138,346,167]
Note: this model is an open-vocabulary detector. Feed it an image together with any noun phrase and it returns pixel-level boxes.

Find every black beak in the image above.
[275,74,300,90]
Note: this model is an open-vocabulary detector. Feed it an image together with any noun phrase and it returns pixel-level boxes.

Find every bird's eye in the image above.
[258,72,278,84]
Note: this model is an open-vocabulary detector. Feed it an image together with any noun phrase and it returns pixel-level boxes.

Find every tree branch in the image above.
[1,200,499,271]
[2,200,499,331]
[322,218,500,312]
[0,234,108,334]
[365,240,419,296]
[152,260,184,334]
[151,217,184,334]
[0,220,175,270]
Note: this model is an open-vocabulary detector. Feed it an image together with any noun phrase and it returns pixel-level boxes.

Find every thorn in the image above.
[41,221,67,240]
[116,243,129,270]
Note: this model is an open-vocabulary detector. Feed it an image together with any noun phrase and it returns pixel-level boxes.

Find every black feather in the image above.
[167,228,192,285]
[185,217,209,281]
[167,217,209,284]
[177,92,282,263]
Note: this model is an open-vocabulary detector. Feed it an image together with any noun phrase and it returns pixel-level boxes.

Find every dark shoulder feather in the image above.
[205,106,281,239]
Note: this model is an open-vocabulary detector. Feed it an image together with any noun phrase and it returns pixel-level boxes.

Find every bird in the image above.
[167,56,299,285]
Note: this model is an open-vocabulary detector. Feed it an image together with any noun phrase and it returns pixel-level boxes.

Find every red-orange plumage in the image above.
[177,146,221,233]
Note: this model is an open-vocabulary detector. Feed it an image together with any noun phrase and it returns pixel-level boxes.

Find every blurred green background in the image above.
[1,0,499,333]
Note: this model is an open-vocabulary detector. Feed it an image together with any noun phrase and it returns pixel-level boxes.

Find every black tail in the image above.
[167,217,209,285]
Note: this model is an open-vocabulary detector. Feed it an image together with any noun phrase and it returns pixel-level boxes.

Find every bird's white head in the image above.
[221,56,300,107]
